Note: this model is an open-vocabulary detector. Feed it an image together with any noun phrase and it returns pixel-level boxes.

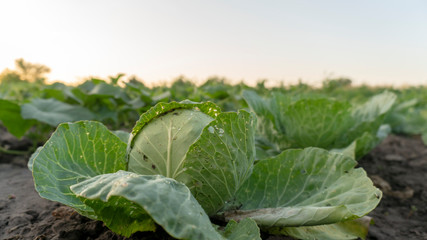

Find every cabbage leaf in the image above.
[31,101,381,240]
[243,91,396,159]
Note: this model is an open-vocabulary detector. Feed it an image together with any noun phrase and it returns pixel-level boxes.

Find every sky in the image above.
[1,0,427,87]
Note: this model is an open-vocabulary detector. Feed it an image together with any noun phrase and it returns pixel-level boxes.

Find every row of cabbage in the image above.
[0,76,248,147]
[24,89,398,239]
[2,78,427,239]
[1,77,427,143]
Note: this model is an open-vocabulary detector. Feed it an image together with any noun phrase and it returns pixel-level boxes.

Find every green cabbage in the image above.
[31,101,381,239]
[243,91,396,159]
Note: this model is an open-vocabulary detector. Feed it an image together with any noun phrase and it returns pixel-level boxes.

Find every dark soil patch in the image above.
[1,134,426,239]
[358,135,427,240]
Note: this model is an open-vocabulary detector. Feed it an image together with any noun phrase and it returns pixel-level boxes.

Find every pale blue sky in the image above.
[1,0,426,86]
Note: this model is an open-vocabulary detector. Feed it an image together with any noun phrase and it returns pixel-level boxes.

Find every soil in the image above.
[358,135,427,240]
[1,127,426,239]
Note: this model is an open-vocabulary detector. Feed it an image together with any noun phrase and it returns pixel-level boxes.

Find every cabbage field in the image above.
[0,76,426,240]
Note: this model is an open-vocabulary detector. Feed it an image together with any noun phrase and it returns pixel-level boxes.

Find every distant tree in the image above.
[14,58,50,83]
[0,69,22,83]
[0,59,50,83]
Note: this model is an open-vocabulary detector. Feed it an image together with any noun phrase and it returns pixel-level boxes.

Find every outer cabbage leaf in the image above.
[71,171,223,239]
[21,98,96,126]
[243,91,396,159]
[242,91,275,124]
[268,217,372,240]
[351,91,396,122]
[242,91,289,154]
[385,99,427,135]
[87,82,125,98]
[182,110,257,215]
[282,99,353,149]
[0,99,34,138]
[222,218,261,240]
[32,121,127,217]
[385,98,427,147]
[343,92,396,158]
[27,146,43,171]
[226,148,380,231]
[332,124,391,160]
[353,126,388,159]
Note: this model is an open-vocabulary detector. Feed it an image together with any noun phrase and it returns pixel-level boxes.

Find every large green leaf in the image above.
[128,101,220,139]
[21,98,96,126]
[333,124,392,160]
[70,170,224,239]
[223,218,261,240]
[343,92,396,158]
[243,91,396,159]
[341,92,396,146]
[0,99,34,138]
[227,148,381,228]
[242,91,289,152]
[128,108,214,178]
[127,101,221,176]
[242,91,275,123]
[268,217,372,240]
[282,99,353,149]
[385,99,427,135]
[351,91,396,122]
[32,121,127,216]
[182,110,257,215]
[88,82,124,98]
[27,146,43,171]
[41,82,83,104]
[353,131,383,159]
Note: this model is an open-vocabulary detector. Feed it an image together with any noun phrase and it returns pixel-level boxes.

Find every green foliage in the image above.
[30,102,380,240]
[243,91,396,159]
[21,98,96,126]
[223,218,261,240]
[128,101,256,215]
[4,60,427,238]
[269,217,372,240]
[229,148,380,225]
[0,99,34,138]
[322,77,352,91]
[32,121,127,217]
[72,171,221,239]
